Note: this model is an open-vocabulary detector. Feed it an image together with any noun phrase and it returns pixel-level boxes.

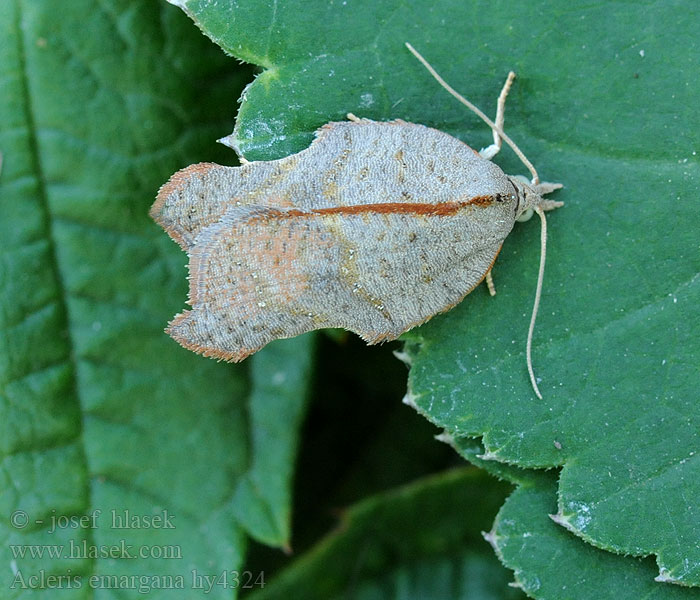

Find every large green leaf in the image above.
[0,1,313,597]
[246,468,519,600]
[491,472,700,600]
[450,439,700,600]
[168,0,699,591]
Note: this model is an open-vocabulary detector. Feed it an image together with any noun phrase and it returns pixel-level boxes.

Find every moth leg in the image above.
[485,269,497,296]
[479,71,516,160]
[346,113,361,122]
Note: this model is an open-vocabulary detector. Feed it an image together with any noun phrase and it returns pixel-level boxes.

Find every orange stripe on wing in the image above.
[247,196,495,222]
[310,197,494,216]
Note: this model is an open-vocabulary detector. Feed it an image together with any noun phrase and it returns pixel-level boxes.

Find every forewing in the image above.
[167,205,345,360]
[150,160,303,252]
[327,202,514,341]
[167,201,515,360]
[150,120,511,252]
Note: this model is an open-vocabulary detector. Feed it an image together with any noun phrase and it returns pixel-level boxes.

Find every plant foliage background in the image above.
[1,0,698,598]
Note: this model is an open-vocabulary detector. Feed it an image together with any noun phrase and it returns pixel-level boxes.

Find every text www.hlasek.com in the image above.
[10,540,181,560]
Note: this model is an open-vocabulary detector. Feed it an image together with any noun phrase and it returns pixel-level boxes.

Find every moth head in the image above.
[509,175,539,222]
[509,175,564,222]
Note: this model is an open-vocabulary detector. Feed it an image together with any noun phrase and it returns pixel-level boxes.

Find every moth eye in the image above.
[516,207,534,222]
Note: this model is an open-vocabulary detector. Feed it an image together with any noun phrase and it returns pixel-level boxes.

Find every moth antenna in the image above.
[405,42,540,184]
[527,205,548,399]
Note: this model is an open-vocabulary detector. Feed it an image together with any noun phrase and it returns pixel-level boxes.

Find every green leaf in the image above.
[402,21,700,581]
[489,472,700,600]
[449,440,700,600]
[174,0,699,589]
[233,335,316,547]
[0,1,313,597]
[246,468,520,600]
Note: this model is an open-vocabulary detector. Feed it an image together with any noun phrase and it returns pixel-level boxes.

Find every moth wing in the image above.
[167,205,341,360]
[150,119,506,252]
[151,161,297,253]
[167,202,513,360]
[324,204,511,342]
[150,122,361,252]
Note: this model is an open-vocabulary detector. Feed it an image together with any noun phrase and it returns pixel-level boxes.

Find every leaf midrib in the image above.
[13,0,95,581]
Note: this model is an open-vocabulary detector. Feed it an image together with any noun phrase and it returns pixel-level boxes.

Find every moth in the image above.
[151,43,562,398]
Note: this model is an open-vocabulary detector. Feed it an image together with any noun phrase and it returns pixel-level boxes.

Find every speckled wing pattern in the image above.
[152,120,519,360]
